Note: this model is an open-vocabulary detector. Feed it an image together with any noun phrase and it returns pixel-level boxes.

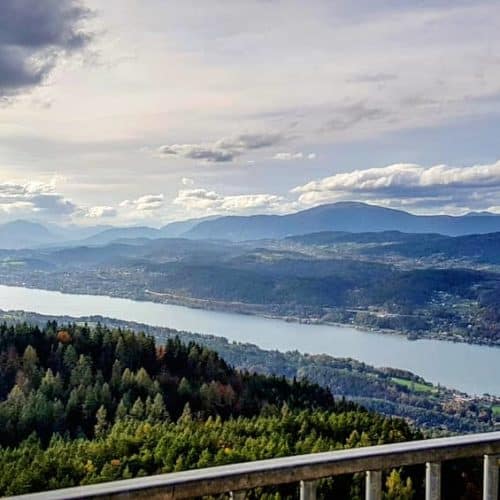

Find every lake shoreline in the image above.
[0,283,499,395]
[2,307,499,432]
[1,279,497,348]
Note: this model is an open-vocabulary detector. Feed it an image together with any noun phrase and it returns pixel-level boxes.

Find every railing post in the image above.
[230,490,246,500]
[366,470,382,500]
[426,462,441,500]
[300,479,318,500]
[483,454,499,500]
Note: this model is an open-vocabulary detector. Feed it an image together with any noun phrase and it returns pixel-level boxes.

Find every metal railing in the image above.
[8,431,500,500]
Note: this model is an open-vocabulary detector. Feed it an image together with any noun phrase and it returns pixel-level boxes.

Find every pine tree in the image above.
[178,403,192,424]
[70,355,93,388]
[40,369,63,400]
[177,377,192,398]
[63,345,78,372]
[135,368,153,395]
[110,360,123,391]
[120,368,134,392]
[115,396,129,420]
[22,345,40,387]
[148,394,168,422]
[130,397,145,420]
[94,405,109,438]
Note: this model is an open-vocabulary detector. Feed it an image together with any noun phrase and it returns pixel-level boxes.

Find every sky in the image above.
[1,0,500,226]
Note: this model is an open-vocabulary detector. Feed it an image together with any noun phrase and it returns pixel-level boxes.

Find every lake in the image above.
[0,284,498,396]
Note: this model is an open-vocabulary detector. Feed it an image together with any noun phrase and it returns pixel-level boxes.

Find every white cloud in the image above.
[85,206,117,218]
[79,193,166,224]
[120,193,164,212]
[181,177,195,186]
[273,152,303,161]
[174,188,285,214]
[273,152,316,161]
[0,178,77,220]
[3,1,500,220]
[292,160,500,211]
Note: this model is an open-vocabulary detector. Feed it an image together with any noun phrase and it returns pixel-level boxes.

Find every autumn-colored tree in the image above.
[56,330,72,344]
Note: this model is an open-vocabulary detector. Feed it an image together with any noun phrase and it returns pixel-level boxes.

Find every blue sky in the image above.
[1,0,500,225]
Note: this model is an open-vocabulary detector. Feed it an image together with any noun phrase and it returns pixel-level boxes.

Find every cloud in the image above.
[0,0,93,98]
[273,152,316,161]
[325,102,389,131]
[158,132,283,163]
[174,188,285,214]
[120,194,164,212]
[292,160,500,211]
[348,73,398,83]
[215,133,282,151]
[0,178,78,219]
[0,181,166,224]
[273,152,303,161]
[85,206,117,218]
[158,144,234,163]
[181,177,195,186]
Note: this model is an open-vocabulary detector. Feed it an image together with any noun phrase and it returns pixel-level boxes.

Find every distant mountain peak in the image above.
[0,219,54,250]
[183,202,500,241]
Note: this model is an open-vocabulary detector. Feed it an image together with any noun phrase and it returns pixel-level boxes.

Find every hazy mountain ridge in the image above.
[0,220,55,249]
[3,202,500,250]
[0,220,111,249]
[184,202,500,240]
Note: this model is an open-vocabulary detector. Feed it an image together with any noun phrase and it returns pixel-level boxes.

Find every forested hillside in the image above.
[0,321,336,447]
[0,321,424,497]
[2,310,497,434]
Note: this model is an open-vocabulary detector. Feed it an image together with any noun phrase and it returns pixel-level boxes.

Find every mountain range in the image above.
[0,216,216,249]
[3,202,500,249]
[183,202,500,240]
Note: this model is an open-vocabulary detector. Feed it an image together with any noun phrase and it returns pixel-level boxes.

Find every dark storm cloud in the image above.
[0,0,92,97]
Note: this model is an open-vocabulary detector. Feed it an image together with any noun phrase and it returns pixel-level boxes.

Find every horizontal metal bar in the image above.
[8,431,500,500]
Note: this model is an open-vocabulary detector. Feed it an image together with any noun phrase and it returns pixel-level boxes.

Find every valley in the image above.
[1,222,500,346]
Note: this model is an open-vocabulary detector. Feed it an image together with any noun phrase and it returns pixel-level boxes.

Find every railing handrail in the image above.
[8,431,500,499]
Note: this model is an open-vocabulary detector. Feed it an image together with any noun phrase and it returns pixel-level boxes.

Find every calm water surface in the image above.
[0,285,498,396]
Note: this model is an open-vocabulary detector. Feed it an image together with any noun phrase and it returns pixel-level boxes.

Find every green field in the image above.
[391,377,438,394]
[0,260,25,267]
[492,405,500,417]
